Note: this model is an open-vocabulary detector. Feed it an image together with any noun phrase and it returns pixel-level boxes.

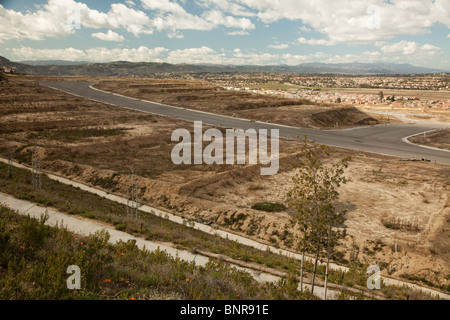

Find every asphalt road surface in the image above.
[41,81,450,165]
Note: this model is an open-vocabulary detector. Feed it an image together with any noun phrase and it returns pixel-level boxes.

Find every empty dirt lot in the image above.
[1,75,449,293]
[94,79,391,128]
[409,129,450,151]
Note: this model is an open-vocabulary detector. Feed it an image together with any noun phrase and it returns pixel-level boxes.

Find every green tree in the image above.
[287,137,350,296]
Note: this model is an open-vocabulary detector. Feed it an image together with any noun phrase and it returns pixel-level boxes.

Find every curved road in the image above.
[41,81,450,165]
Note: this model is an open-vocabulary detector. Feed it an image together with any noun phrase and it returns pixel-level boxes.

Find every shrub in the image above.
[0,206,311,300]
[115,224,127,231]
[251,202,287,213]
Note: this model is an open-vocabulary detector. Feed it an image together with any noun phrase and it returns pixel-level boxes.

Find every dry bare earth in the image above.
[1,76,449,292]
[334,88,450,101]
[409,129,450,151]
[193,148,450,287]
[94,79,385,128]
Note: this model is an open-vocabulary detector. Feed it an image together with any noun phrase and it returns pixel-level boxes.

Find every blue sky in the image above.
[0,0,449,69]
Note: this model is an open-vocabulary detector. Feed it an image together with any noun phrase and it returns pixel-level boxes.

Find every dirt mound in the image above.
[95,80,393,129]
[311,107,379,127]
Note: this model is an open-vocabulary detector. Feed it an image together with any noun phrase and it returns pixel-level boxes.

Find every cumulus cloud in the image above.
[91,30,125,42]
[226,30,249,36]
[0,1,74,40]
[267,43,289,50]
[6,45,326,65]
[202,10,254,30]
[378,41,419,55]
[10,47,87,61]
[166,46,226,64]
[196,0,255,17]
[81,2,153,36]
[4,43,445,67]
[1,0,448,44]
[297,37,335,46]
[299,25,312,33]
[205,0,450,44]
[141,0,254,35]
[10,46,169,62]
[377,41,443,57]
[1,1,448,69]
[0,0,153,40]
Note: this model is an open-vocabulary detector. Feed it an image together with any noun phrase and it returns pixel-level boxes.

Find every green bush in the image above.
[251,202,287,213]
[0,205,311,300]
[115,224,127,231]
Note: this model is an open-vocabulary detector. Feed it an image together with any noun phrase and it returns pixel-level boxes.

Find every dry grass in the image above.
[409,129,450,150]
[94,79,388,128]
[333,88,450,100]
[1,75,449,293]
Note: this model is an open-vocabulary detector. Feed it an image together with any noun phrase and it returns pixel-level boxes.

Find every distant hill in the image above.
[19,60,91,66]
[0,55,446,76]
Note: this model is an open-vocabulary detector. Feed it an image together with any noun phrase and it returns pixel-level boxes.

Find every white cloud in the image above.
[447,34,450,38]
[85,46,168,62]
[378,41,419,55]
[226,30,249,36]
[228,49,328,65]
[141,0,186,14]
[6,45,322,65]
[299,25,312,33]
[1,0,447,45]
[141,0,254,35]
[377,41,443,57]
[91,3,153,36]
[4,43,445,68]
[0,1,74,40]
[91,30,125,42]
[167,31,184,39]
[202,10,254,30]
[11,47,87,61]
[267,43,289,50]
[195,0,255,17]
[166,46,226,64]
[10,46,169,62]
[212,0,450,44]
[324,51,381,64]
[0,0,153,40]
[297,37,335,46]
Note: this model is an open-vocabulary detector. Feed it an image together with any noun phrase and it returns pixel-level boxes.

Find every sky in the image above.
[0,0,449,69]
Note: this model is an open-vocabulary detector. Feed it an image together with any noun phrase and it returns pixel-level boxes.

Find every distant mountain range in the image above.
[19,60,92,66]
[0,55,446,76]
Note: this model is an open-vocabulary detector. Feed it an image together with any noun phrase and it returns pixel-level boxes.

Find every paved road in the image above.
[41,81,450,165]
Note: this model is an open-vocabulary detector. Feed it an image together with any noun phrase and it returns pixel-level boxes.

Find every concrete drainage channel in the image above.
[0,157,448,300]
[0,192,345,300]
